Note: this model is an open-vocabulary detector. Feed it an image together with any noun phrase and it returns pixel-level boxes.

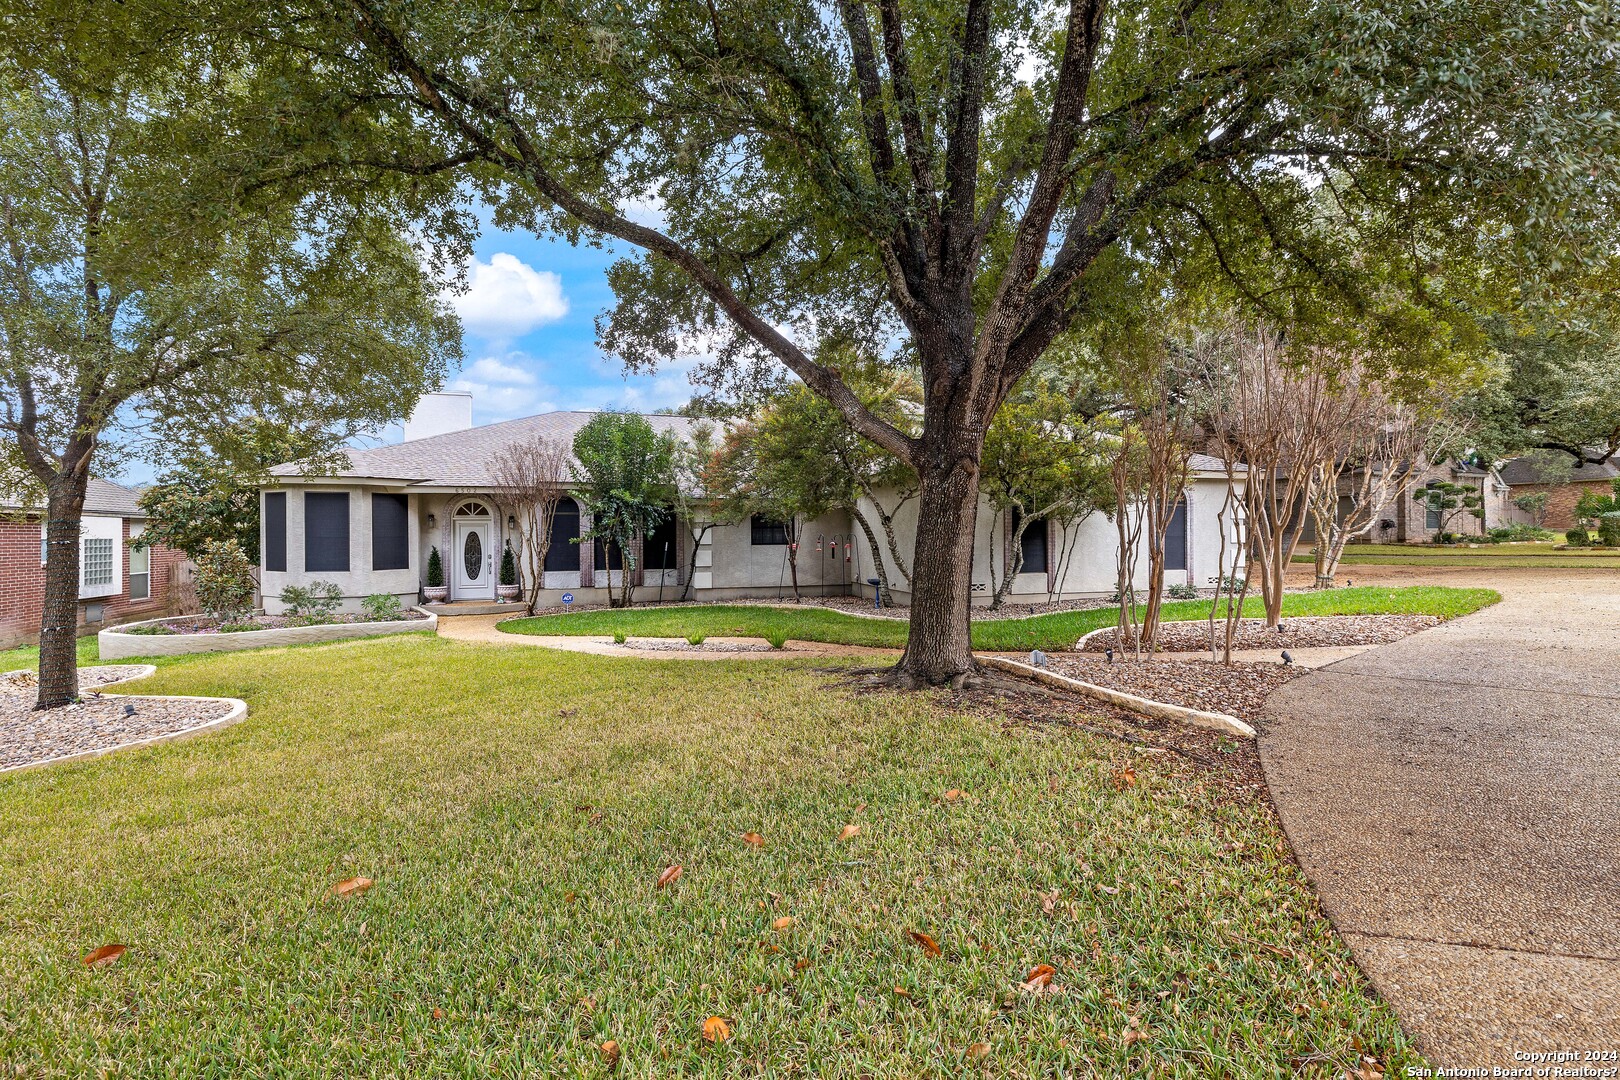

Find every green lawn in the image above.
[0,635,1422,1075]
[500,585,1499,651]
[0,634,100,673]
[1296,542,1620,568]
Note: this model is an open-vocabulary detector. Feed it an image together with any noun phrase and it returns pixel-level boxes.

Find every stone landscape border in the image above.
[977,654,1257,739]
[0,665,249,775]
[99,609,438,659]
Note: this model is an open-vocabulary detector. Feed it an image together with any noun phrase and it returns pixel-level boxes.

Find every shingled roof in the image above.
[1498,452,1620,486]
[1,477,146,517]
[267,411,707,486]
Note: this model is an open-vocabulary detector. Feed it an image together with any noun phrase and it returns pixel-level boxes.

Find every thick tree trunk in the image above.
[893,459,980,687]
[37,474,89,709]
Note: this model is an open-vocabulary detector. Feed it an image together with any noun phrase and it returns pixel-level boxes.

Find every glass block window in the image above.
[82,537,114,588]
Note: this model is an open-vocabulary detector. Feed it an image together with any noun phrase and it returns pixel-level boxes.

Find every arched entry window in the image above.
[545,497,581,571]
[454,500,491,518]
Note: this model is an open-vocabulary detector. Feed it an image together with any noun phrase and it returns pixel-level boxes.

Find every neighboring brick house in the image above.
[1497,452,1620,530]
[0,479,190,650]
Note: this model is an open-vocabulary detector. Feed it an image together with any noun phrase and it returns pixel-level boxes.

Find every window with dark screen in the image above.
[372,493,409,570]
[304,492,350,572]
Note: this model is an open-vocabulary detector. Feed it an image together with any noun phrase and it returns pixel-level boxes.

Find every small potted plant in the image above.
[497,540,521,601]
[424,545,448,602]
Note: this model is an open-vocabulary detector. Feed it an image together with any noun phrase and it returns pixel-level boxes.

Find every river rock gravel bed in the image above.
[1080,614,1440,653]
[1043,655,1305,724]
[623,639,775,653]
[1,666,237,771]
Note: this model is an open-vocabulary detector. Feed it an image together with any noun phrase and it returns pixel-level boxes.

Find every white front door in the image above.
[452,519,493,599]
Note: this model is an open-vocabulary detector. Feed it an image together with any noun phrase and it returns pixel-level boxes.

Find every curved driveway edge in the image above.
[1259,568,1620,1066]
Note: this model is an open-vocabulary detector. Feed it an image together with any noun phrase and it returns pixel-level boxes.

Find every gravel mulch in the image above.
[1,666,238,771]
[622,639,775,653]
[1080,614,1441,653]
[1043,655,1305,724]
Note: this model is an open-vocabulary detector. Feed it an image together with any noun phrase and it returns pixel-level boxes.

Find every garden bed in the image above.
[133,610,432,635]
[1,666,243,771]
[100,609,436,659]
[1080,613,1441,653]
[1042,654,1304,725]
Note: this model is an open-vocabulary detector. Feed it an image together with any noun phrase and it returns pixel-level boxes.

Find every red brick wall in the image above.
[1506,480,1613,531]
[0,515,190,651]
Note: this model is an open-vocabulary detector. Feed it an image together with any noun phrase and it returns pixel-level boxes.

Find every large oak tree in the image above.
[177,0,1618,684]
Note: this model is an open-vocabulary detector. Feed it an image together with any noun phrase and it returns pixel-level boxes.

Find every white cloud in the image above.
[449,253,569,339]
[466,356,537,385]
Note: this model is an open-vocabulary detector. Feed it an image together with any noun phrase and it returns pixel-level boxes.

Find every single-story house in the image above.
[1301,457,1515,545]
[1498,450,1620,530]
[0,478,189,649]
[261,403,1244,612]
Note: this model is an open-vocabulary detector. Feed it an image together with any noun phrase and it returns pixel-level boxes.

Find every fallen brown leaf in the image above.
[563,891,577,904]
[702,1015,731,1043]
[966,1041,991,1063]
[432,1007,444,1020]
[772,916,795,931]
[82,944,126,969]
[1113,765,1137,789]
[599,1040,620,1067]
[906,929,942,957]
[942,789,963,801]
[1040,888,1060,915]
[1022,963,1056,989]
[656,865,683,889]
[893,985,911,997]
[741,831,765,848]
[794,958,811,971]
[330,876,374,899]
[837,824,860,841]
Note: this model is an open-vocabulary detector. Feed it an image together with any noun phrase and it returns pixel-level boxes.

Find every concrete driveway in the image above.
[1260,566,1620,1066]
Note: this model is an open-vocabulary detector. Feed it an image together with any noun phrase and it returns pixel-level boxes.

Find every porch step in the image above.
[422,601,523,616]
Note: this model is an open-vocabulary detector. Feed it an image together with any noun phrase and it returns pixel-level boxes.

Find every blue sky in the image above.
[385,211,704,440]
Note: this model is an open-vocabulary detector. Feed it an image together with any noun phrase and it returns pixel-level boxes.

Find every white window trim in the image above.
[78,516,123,599]
[128,523,150,601]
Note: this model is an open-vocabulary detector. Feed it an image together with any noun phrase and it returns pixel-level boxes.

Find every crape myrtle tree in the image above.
[0,57,456,709]
[217,0,1620,685]
[571,412,676,609]
[751,363,921,604]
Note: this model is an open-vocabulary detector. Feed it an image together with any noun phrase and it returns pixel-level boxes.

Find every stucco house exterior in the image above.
[261,407,1244,613]
[1,478,189,649]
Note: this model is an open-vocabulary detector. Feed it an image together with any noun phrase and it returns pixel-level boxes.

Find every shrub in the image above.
[1599,512,1620,548]
[193,538,256,622]
[1565,527,1590,547]
[1166,582,1199,600]
[426,546,444,588]
[686,633,706,645]
[1485,524,1556,543]
[361,593,404,621]
[279,580,343,624]
[612,630,627,644]
[499,541,518,587]
[766,633,788,649]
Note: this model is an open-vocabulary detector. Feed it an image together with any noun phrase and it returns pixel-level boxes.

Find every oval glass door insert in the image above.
[463,530,483,579]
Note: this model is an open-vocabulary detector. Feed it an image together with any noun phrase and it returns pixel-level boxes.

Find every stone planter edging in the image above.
[99,609,437,659]
[976,654,1256,740]
[1,665,247,776]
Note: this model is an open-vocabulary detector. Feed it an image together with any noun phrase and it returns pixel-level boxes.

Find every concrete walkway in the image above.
[434,613,897,660]
[1260,567,1620,1066]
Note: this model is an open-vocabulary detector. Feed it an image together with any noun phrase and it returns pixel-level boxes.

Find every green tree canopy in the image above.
[99,0,1620,683]
[0,38,458,707]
